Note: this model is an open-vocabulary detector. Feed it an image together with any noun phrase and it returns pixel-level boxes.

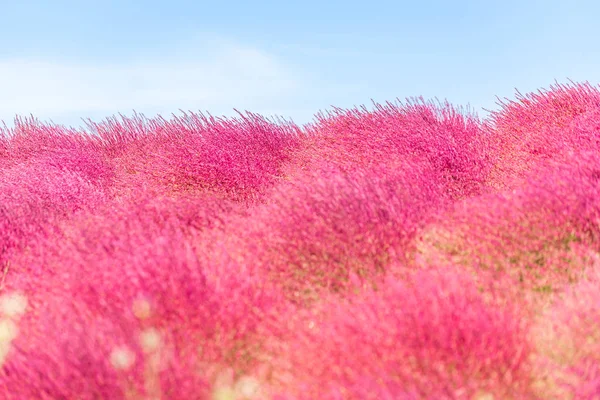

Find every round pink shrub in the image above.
[295,99,492,200]
[1,197,288,399]
[416,150,600,301]
[534,260,600,399]
[90,112,303,203]
[1,117,112,184]
[0,117,116,266]
[276,268,533,399]
[0,161,110,267]
[234,160,445,300]
[0,291,209,400]
[487,81,600,189]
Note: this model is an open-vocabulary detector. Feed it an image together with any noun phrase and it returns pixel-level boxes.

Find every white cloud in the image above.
[0,41,300,126]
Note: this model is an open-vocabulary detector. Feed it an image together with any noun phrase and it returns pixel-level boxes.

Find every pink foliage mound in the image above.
[276,268,533,400]
[231,160,444,301]
[2,196,285,399]
[89,112,302,203]
[296,100,493,200]
[416,149,600,306]
[488,82,600,189]
[1,81,600,399]
[0,118,113,266]
[534,258,600,399]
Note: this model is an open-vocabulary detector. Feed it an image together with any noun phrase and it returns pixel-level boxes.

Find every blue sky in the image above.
[1,0,599,127]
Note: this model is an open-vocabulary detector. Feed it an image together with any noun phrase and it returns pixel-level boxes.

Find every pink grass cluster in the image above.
[1,82,600,399]
[296,100,493,200]
[275,268,533,399]
[487,82,600,189]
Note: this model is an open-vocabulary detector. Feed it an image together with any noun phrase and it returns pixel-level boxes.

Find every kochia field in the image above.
[1,82,600,399]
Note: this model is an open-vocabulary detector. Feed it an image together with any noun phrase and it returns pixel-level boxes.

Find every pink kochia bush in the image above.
[88,112,302,203]
[534,258,600,399]
[275,268,533,399]
[0,82,600,399]
[415,150,600,304]
[0,118,113,265]
[295,100,493,200]
[233,161,445,301]
[487,82,600,189]
[2,196,286,399]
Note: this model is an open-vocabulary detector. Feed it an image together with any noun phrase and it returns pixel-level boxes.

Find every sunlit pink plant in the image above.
[276,268,533,399]
[296,99,493,200]
[487,81,600,189]
[88,111,303,202]
[229,160,445,301]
